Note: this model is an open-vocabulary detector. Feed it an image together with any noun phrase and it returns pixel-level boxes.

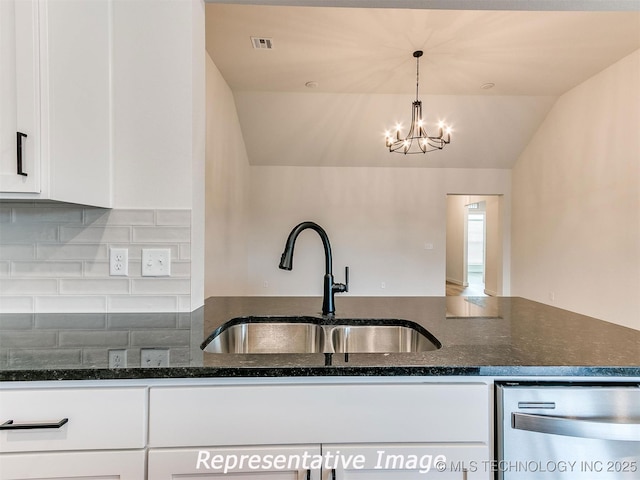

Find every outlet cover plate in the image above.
[142,248,171,276]
[108,349,127,368]
[109,247,128,276]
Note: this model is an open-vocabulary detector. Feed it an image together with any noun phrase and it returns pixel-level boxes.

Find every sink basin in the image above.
[331,323,440,353]
[201,316,441,354]
[202,317,325,354]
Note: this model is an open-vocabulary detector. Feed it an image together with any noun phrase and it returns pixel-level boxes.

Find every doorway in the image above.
[466,202,486,294]
[446,194,503,296]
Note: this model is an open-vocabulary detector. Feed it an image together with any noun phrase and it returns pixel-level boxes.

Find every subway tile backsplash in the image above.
[0,203,191,313]
[0,311,195,370]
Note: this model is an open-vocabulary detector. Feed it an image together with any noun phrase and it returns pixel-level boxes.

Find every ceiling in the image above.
[205,4,640,168]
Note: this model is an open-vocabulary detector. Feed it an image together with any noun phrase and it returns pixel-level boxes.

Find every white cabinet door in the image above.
[0,0,111,206]
[324,444,490,480]
[148,445,322,480]
[0,450,145,480]
[0,0,40,193]
[41,0,111,207]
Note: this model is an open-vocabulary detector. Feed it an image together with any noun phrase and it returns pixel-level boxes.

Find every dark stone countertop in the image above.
[1,296,639,381]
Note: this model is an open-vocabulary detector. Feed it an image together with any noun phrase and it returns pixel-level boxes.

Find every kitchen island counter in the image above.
[1,296,639,381]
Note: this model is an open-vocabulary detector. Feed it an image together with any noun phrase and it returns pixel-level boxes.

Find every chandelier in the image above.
[385,50,452,154]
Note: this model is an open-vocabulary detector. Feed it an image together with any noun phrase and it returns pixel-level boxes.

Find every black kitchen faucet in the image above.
[279,221,349,316]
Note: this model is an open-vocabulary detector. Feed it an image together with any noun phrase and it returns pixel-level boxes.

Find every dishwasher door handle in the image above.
[513,412,640,442]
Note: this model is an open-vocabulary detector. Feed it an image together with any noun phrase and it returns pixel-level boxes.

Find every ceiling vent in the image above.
[251,37,273,50]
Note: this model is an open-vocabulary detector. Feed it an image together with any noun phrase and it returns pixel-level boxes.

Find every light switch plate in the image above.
[142,248,171,276]
[141,348,169,367]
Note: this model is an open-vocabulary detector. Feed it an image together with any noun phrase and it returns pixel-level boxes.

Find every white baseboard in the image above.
[446,277,468,287]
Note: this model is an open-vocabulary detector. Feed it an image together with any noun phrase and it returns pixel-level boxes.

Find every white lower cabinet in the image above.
[0,450,145,480]
[0,386,147,480]
[148,382,491,480]
[0,380,491,479]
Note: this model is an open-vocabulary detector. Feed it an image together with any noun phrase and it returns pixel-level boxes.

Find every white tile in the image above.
[84,208,155,226]
[177,295,192,312]
[0,224,58,243]
[155,210,191,226]
[83,261,110,277]
[0,279,58,295]
[37,244,108,260]
[0,262,9,276]
[13,261,83,277]
[60,279,130,294]
[108,295,178,312]
[179,243,191,260]
[0,207,11,223]
[60,226,131,243]
[132,227,190,243]
[0,297,34,313]
[170,261,191,277]
[35,296,107,313]
[131,278,190,294]
[128,260,142,277]
[0,201,36,208]
[123,244,179,260]
[0,331,57,347]
[13,206,83,223]
[0,244,35,260]
[35,313,106,329]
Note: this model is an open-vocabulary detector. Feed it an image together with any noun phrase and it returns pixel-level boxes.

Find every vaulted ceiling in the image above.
[205,3,640,168]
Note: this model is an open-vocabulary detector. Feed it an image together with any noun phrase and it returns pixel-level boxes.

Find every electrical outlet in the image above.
[142,248,171,277]
[141,348,169,367]
[108,349,127,368]
[109,248,128,276]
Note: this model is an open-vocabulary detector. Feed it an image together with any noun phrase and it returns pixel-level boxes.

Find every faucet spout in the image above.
[279,221,347,316]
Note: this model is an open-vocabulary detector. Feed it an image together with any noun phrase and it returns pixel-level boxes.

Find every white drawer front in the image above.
[0,450,146,479]
[0,387,147,453]
[149,383,489,447]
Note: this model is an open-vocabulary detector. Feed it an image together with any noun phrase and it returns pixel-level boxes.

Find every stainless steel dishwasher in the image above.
[496,382,640,479]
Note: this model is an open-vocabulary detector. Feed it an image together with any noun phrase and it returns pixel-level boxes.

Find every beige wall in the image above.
[446,195,467,286]
[483,195,503,296]
[204,54,250,297]
[512,49,640,330]
[246,167,510,297]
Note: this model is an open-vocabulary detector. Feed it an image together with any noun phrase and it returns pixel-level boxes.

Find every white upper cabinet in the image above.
[0,0,112,207]
[0,0,40,194]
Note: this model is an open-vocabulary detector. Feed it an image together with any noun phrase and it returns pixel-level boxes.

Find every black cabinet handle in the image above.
[16,132,28,176]
[0,418,68,430]
[306,470,311,480]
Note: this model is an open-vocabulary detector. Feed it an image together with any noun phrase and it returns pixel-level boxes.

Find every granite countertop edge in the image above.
[2,365,640,382]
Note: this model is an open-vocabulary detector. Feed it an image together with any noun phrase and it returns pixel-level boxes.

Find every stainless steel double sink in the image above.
[201,316,441,354]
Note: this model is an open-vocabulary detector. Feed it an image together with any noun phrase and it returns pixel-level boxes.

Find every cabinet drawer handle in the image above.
[0,418,68,430]
[306,469,311,480]
[331,468,336,480]
[16,132,28,176]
